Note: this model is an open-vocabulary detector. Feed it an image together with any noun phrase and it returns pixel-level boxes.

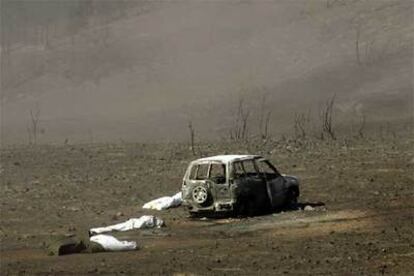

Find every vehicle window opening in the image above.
[232,161,245,179]
[209,163,226,184]
[189,165,198,180]
[189,164,210,180]
[257,160,280,179]
[242,160,259,177]
[195,163,209,180]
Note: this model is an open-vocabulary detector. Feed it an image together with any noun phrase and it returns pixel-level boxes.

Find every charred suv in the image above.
[181,155,299,216]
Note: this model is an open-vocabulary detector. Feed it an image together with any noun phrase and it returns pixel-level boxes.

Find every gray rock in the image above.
[304,205,315,211]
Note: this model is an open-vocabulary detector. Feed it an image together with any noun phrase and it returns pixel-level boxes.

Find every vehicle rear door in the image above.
[208,162,231,200]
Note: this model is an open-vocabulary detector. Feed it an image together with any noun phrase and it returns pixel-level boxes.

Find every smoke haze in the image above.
[1,0,412,144]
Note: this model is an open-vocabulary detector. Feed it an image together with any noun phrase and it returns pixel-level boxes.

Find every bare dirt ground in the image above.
[1,137,413,275]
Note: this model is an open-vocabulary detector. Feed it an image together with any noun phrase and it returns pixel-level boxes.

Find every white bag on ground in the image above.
[142,191,182,210]
[90,234,137,251]
[90,215,164,235]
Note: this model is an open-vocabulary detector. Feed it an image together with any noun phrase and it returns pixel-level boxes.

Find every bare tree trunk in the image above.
[257,94,272,140]
[188,120,196,156]
[320,95,336,140]
[355,24,362,65]
[241,109,250,141]
[29,107,40,145]
[294,113,307,139]
[258,95,265,138]
[358,113,366,138]
[230,97,250,141]
[263,111,271,140]
[27,125,33,145]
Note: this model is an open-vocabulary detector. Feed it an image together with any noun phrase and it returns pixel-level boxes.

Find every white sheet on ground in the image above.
[142,191,182,210]
[90,234,137,251]
[90,215,164,235]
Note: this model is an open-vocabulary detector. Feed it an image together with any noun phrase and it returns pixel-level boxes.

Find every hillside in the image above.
[1,0,412,144]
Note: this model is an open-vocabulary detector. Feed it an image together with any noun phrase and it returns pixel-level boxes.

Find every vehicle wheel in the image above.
[236,197,257,217]
[286,188,298,207]
[246,198,258,217]
[192,185,209,206]
[234,197,247,217]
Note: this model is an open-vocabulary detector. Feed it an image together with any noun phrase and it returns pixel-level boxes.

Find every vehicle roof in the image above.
[193,154,262,164]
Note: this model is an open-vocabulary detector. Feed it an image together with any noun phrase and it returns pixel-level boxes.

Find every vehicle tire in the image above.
[191,185,211,207]
[234,197,248,217]
[286,188,298,207]
[246,198,258,217]
[236,197,258,217]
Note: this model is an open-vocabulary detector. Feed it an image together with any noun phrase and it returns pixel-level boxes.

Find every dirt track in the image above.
[1,138,413,275]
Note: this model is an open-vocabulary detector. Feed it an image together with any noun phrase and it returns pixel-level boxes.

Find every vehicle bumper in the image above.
[184,200,235,213]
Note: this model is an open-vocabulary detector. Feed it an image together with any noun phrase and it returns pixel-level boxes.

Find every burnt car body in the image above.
[181,155,299,216]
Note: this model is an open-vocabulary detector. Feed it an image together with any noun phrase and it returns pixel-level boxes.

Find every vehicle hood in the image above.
[282,174,300,186]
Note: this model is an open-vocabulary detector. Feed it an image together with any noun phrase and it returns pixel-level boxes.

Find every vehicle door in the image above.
[241,159,269,206]
[208,162,231,201]
[229,161,247,197]
[183,162,210,201]
[256,159,286,208]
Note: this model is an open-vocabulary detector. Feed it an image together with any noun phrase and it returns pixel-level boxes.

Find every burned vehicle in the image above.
[181,155,299,216]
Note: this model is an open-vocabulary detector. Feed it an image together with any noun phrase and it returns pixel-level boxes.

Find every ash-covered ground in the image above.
[1,137,413,275]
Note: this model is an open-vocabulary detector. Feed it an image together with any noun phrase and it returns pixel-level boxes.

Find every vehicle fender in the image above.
[283,175,300,196]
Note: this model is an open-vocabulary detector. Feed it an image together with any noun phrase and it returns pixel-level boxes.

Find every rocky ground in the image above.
[1,137,413,275]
